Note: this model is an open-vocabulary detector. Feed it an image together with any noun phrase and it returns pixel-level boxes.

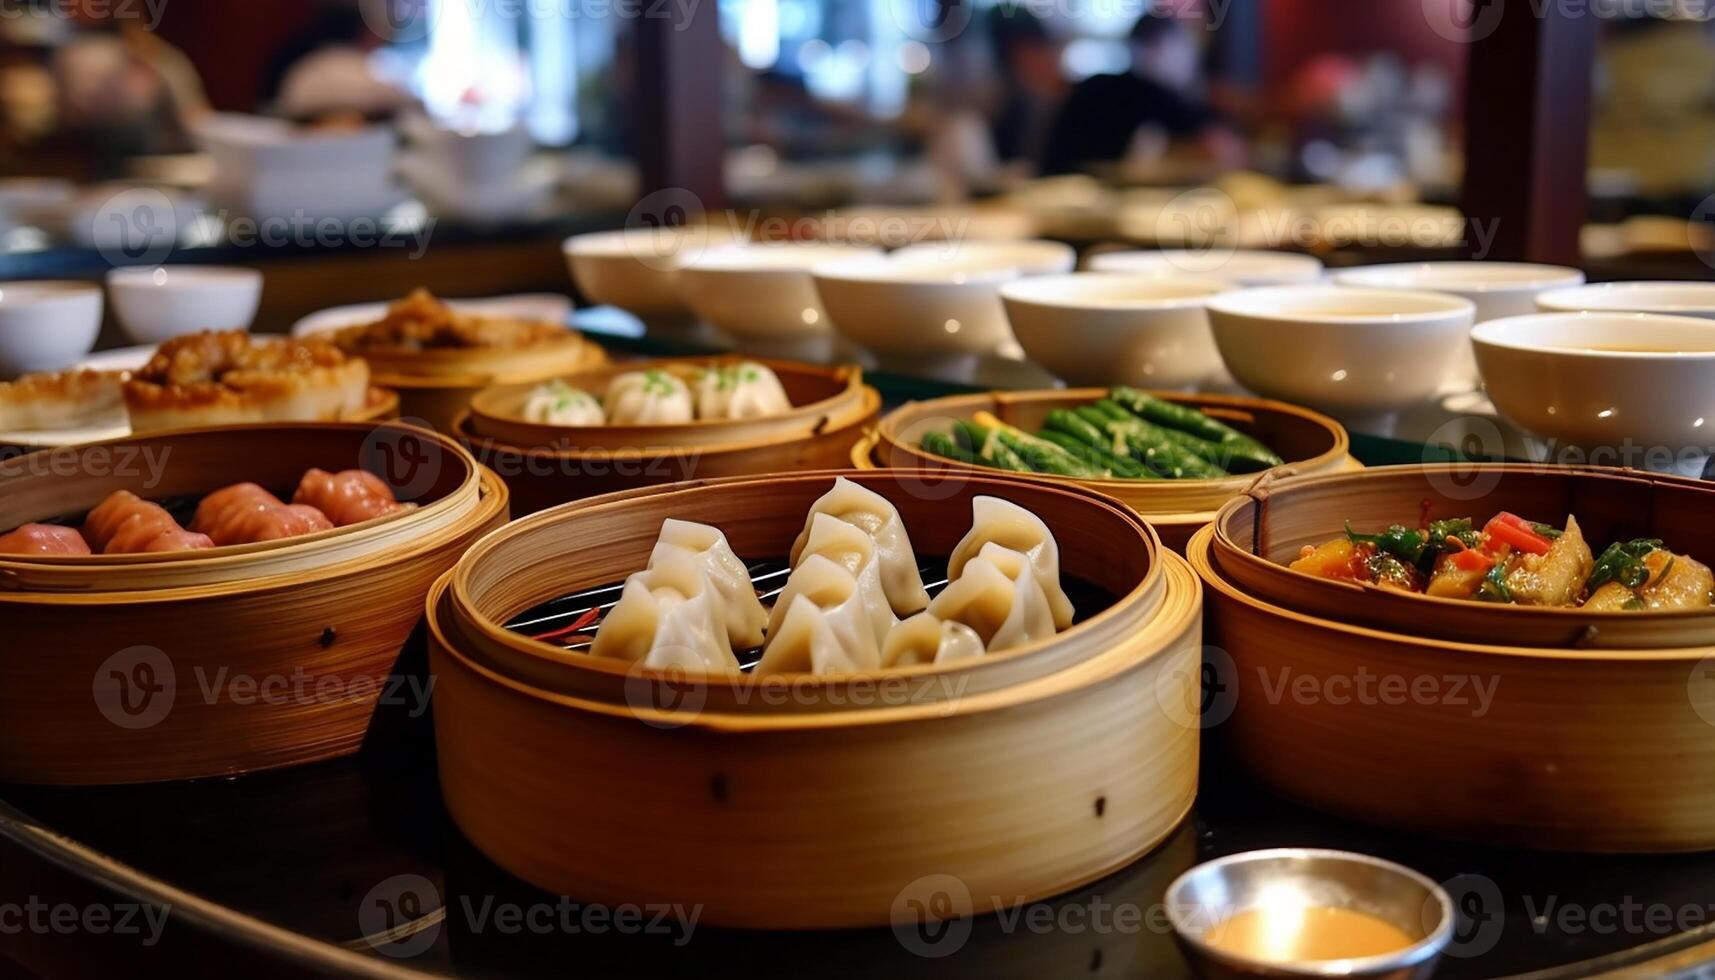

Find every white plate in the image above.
[0,420,132,450]
[291,293,574,339]
[75,345,158,373]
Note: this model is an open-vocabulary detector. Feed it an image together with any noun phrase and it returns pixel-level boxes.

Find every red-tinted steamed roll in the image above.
[0,523,92,556]
[291,468,404,527]
[83,491,214,554]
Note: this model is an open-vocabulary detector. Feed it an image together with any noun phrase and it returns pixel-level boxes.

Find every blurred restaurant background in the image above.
[0,0,1710,334]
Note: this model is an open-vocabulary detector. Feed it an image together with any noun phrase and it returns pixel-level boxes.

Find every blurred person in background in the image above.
[1039,13,1241,177]
[987,4,1065,169]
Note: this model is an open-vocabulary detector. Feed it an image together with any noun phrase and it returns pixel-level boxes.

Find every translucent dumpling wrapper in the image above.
[605,369,694,425]
[649,518,767,649]
[589,549,741,675]
[948,496,1075,630]
[693,362,792,421]
[789,477,930,616]
[929,542,1058,651]
[881,612,986,668]
[754,554,882,675]
[771,513,895,646]
[522,380,605,426]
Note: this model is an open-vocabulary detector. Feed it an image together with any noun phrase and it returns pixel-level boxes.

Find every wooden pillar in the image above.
[1460,0,1599,266]
[633,7,728,212]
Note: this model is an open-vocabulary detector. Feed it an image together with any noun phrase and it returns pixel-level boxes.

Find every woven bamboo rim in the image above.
[0,462,509,785]
[425,470,1204,927]
[354,330,605,383]
[467,357,870,450]
[0,422,482,593]
[442,469,1168,714]
[1211,463,1715,649]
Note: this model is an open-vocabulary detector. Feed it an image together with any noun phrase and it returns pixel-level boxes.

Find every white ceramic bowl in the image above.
[1333,262,1586,388]
[1334,262,1586,321]
[1205,286,1477,425]
[1000,273,1234,388]
[812,255,1021,361]
[1087,249,1325,287]
[563,226,747,321]
[1535,281,1715,319]
[106,265,263,344]
[0,281,104,376]
[1473,312,1715,454]
[889,238,1076,277]
[676,243,880,343]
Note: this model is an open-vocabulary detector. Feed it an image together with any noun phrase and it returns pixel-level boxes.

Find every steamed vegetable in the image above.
[1291,513,1710,611]
[916,390,1283,482]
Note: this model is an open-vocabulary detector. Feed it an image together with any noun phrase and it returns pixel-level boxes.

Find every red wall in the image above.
[155,0,319,111]
[1263,0,1467,88]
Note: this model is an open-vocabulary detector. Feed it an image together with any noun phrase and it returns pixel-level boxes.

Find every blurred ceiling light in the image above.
[734,0,782,70]
[897,40,932,74]
[798,38,832,71]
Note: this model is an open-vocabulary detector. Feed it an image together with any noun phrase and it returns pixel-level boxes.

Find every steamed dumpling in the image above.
[771,513,894,646]
[948,496,1074,630]
[589,549,741,675]
[693,362,792,420]
[522,380,605,426]
[929,542,1057,651]
[606,370,694,425]
[650,519,767,649]
[790,477,930,616]
[754,555,882,675]
[881,613,986,668]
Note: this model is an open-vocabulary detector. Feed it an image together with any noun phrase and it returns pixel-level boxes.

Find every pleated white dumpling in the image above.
[881,612,986,668]
[790,477,930,616]
[948,496,1075,630]
[694,362,792,420]
[929,542,1057,652]
[605,369,694,424]
[754,555,882,675]
[650,519,767,649]
[772,513,895,646]
[589,550,741,674]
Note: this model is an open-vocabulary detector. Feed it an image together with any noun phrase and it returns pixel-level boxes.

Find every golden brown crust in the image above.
[122,330,370,432]
[332,289,572,352]
[0,369,127,432]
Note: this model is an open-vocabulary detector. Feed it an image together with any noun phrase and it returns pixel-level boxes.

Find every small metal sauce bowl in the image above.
[1165,848,1454,979]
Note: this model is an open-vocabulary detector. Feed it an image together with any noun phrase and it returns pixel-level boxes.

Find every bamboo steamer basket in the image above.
[866,389,1355,552]
[453,386,881,516]
[0,422,511,785]
[1212,464,1715,649]
[351,332,608,434]
[1189,522,1715,852]
[468,357,871,449]
[427,469,1204,928]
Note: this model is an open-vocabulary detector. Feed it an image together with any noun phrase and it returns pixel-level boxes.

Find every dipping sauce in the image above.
[1204,905,1418,963]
